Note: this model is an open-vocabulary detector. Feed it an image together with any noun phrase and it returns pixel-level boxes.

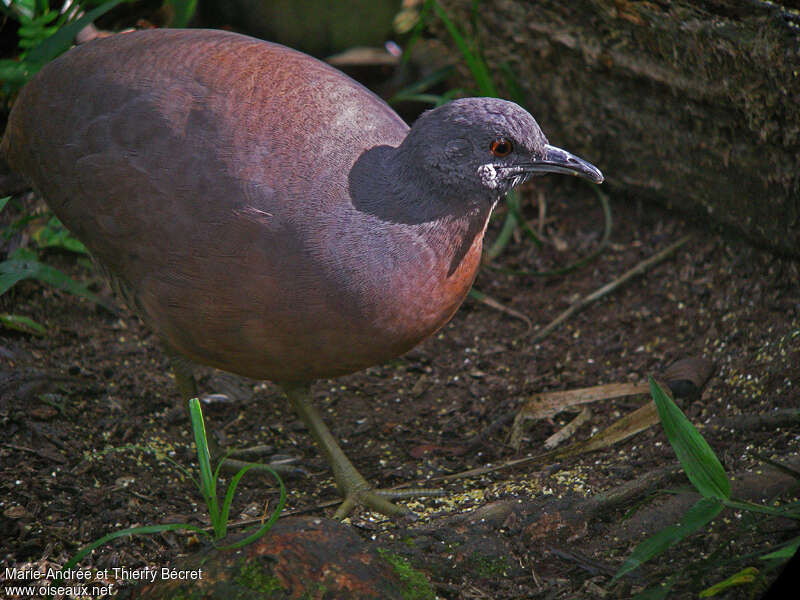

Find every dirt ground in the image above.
[1,169,798,598]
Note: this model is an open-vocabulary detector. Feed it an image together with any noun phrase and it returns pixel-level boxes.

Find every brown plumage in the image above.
[2,28,602,517]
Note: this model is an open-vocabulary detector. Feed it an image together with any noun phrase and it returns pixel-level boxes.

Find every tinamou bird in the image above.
[2,28,603,518]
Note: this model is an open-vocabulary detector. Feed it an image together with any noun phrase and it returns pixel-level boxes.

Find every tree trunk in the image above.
[437,0,800,257]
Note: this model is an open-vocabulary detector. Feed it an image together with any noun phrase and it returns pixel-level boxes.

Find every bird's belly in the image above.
[139,228,483,383]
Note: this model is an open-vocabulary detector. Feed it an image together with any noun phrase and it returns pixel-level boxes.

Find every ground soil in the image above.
[1,171,798,598]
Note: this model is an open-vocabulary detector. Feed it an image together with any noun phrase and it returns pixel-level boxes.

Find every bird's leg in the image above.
[165,347,299,476]
[283,383,443,520]
[169,350,200,406]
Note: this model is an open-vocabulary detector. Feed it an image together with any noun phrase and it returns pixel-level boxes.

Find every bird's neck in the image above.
[350,145,496,275]
[407,201,494,276]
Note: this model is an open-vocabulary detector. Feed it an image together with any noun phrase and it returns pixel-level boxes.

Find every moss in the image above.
[163,587,204,600]
[234,559,285,596]
[469,553,510,578]
[378,549,436,600]
[298,582,326,599]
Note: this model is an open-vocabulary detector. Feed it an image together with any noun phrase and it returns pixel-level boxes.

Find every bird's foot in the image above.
[332,474,445,520]
[283,383,446,520]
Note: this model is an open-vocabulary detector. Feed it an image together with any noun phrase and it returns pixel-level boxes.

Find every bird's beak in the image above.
[524,144,604,183]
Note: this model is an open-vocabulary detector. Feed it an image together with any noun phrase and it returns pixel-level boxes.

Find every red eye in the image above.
[490,138,513,157]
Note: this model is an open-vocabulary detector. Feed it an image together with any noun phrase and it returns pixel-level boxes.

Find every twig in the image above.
[544,406,592,449]
[469,288,532,331]
[530,234,692,343]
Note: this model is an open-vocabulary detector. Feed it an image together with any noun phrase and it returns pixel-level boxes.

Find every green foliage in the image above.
[64,398,287,569]
[234,560,285,594]
[649,378,731,500]
[0,311,46,334]
[614,379,800,598]
[388,65,457,107]
[163,0,196,28]
[188,398,287,547]
[615,496,725,582]
[0,0,130,97]
[0,198,113,321]
[429,0,496,97]
[0,1,199,99]
[698,568,764,598]
[0,0,199,319]
[377,550,436,600]
[32,215,88,253]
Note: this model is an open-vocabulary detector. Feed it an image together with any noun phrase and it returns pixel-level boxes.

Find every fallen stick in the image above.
[530,234,693,343]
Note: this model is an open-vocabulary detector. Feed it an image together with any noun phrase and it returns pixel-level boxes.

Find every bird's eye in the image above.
[490,138,513,157]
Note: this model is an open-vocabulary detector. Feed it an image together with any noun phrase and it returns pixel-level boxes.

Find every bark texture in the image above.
[438,0,800,256]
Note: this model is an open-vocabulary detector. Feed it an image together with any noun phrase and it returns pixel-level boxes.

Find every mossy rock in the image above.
[124,516,433,600]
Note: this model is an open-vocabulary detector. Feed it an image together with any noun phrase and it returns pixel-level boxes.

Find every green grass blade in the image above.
[0,313,46,335]
[189,398,220,530]
[390,65,454,97]
[64,523,211,570]
[218,466,287,550]
[163,0,197,27]
[486,209,518,260]
[698,567,760,598]
[486,185,613,276]
[499,62,527,107]
[431,0,496,96]
[723,498,799,518]
[760,537,800,560]
[388,65,456,106]
[218,464,255,538]
[400,0,434,65]
[650,377,731,500]
[0,197,10,213]
[613,497,724,581]
[0,254,114,311]
[505,190,543,247]
[389,93,447,106]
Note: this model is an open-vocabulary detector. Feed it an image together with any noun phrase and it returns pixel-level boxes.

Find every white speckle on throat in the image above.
[477,163,500,189]
[478,164,528,191]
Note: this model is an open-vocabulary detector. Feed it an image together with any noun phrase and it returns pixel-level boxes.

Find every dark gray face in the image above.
[403,97,603,199]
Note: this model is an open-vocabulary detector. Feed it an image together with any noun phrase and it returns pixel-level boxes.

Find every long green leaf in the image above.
[431,0,496,96]
[724,498,798,518]
[486,190,522,259]
[0,254,114,311]
[218,465,287,550]
[760,537,800,560]
[0,313,46,335]
[613,497,724,581]
[25,0,126,66]
[218,461,286,545]
[650,377,731,500]
[64,523,211,570]
[189,398,220,531]
[699,567,760,598]
[164,0,197,27]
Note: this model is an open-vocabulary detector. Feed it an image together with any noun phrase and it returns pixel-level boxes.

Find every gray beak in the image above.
[525,144,604,183]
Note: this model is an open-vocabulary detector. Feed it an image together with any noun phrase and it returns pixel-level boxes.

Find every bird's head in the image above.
[400,97,603,200]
